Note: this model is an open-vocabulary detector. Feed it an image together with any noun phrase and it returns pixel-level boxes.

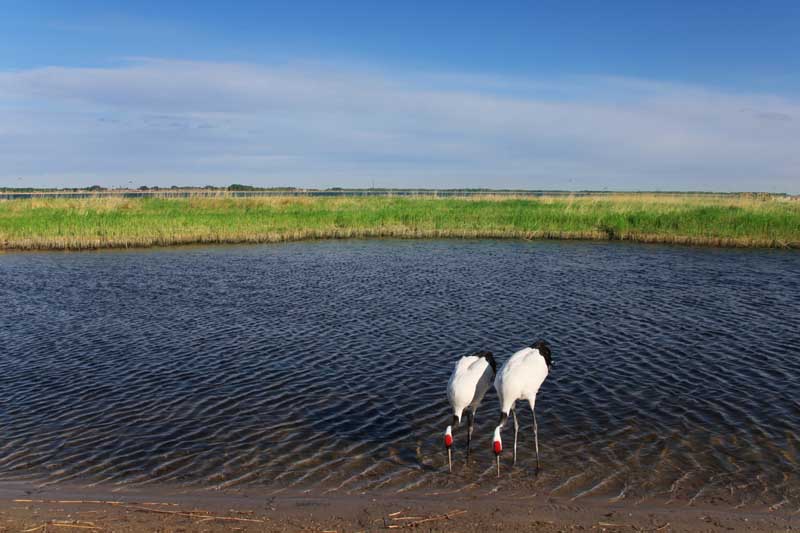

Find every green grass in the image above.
[0,194,798,250]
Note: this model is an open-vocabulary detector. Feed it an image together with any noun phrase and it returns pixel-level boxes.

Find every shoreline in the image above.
[2,195,798,252]
[0,481,796,532]
[1,228,799,252]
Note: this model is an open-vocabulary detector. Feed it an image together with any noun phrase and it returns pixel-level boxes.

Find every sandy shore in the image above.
[0,481,796,532]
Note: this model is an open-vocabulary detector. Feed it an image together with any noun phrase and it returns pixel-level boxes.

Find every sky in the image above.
[1,1,799,192]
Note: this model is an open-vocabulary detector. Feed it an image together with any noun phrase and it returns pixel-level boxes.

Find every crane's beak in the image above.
[447,447,452,473]
[496,453,500,477]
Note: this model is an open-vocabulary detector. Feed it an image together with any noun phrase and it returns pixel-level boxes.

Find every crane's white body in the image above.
[447,354,493,421]
[444,352,495,471]
[494,346,549,414]
[492,343,551,476]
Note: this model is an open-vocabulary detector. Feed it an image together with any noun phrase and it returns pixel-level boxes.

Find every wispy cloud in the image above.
[0,58,798,191]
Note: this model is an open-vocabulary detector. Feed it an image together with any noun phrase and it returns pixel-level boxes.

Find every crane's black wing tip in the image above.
[530,340,553,368]
[472,350,497,375]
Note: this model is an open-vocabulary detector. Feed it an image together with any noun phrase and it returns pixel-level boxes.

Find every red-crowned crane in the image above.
[444,350,497,472]
[492,340,552,477]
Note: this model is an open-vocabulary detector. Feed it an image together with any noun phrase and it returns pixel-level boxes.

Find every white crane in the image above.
[492,340,552,477]
[444,350,497,472]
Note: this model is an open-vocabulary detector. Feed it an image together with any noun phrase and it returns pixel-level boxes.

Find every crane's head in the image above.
[444,414,459,472]
[492,426,503,454]
[492,426,503,477]
[444,425,454,472]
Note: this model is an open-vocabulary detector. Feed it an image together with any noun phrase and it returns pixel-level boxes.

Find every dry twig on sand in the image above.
[14,499,124,506]
[126,505,265,523]
[47,523,101,530]
[12,498,266,525]
[22,522,101,532]
[596,522,671,532]
[386,509,467,529]
[636,524,670,532]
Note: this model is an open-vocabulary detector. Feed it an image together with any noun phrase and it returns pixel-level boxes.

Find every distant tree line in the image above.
[0,184,302,192]
[0,184,791,197]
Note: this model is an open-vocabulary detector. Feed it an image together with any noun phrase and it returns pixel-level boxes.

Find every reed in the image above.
[0,194,798,251]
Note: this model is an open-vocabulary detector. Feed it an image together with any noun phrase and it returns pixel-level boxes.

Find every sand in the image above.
[0,481,796,532]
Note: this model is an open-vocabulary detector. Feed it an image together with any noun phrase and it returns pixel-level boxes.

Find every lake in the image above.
[1,240,798,507]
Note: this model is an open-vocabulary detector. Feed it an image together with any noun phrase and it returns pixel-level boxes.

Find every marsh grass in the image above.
[1,194,798,250]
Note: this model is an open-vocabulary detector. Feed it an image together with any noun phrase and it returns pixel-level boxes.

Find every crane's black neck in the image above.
[474,350,497,375]
[531,340,552,368]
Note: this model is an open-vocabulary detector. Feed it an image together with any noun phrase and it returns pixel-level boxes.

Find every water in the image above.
[1,240,798,507]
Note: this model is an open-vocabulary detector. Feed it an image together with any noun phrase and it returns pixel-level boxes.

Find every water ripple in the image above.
[0,240,798,507]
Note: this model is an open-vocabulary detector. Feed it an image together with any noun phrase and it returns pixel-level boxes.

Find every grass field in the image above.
[1,194,798,250]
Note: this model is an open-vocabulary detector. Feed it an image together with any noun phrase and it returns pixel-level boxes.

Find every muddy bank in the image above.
[0,482,795,532]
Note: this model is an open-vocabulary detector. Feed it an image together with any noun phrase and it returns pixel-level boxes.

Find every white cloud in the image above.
[0,58,798,191]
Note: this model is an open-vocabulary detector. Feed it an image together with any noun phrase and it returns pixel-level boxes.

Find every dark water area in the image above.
[1,240,799,507]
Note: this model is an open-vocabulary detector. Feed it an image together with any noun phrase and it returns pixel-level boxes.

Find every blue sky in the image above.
[1,1,799,191]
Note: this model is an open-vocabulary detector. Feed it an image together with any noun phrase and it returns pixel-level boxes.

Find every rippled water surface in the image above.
[1,240,799,507]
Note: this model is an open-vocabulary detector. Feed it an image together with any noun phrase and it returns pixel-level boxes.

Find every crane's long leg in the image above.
[512,407,519,466]
[531,401,540,474]
[466,409,474,463]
